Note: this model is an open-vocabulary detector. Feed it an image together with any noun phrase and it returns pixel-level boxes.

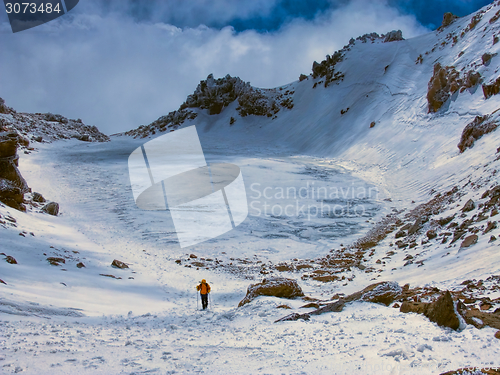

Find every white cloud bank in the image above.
[0,0,429,133]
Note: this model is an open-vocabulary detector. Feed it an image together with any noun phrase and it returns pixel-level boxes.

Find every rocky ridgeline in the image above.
[125,74,295,138]
[125,109,198,138]
[307,30,404,89]
[0,97,109,143]
[125,29,406,139]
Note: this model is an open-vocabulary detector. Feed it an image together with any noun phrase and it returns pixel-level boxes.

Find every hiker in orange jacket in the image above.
[196,279,211,310]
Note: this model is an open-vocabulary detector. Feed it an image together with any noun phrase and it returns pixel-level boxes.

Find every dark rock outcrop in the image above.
[111,259,129,269]
[400,300,428,314]
[461,199,475,212]
[483,76,500,98]
[5,255,17,264]
[426,291,461,330]
[460,234,478,248]
[440,12,458,29]
[484,221,497,234]
[0,178,24,210]
[427,64,481,113]
[408,216,426,235]
[0,130,29,210]
[458,115,498,152]
[47,257,65,266]
[41,202,59,216]
[32,192,45,203]
[460,308,500,330]
[482,53,494,65]
[400,291,460,330]
[239,277,304,307]
[383,30,404,43]
[426,229,437,239]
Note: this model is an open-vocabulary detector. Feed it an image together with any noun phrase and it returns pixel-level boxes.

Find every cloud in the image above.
[0,0,429,134]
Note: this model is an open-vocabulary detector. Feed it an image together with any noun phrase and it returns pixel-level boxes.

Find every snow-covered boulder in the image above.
[238,277,304,307]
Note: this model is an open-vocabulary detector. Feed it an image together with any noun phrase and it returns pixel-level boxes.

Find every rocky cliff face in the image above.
[0,128,29,211]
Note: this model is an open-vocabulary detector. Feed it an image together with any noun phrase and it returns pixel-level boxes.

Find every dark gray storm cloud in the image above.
[0,0,443,133]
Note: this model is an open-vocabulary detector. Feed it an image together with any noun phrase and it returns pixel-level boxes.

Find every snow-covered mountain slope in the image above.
[126,1,500,206]
[2,2,500,375]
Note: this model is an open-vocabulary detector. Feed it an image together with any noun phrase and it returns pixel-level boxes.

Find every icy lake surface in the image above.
[38,135,386,263]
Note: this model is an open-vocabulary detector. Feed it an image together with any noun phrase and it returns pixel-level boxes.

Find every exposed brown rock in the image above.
[458,115,498,152]
[426,229,437,239]
[41,202,59,216]
[462,308,500,330]
[440,12,458,29]
[311,274,339,283]
[460,234,478,248]
[462,199,475,212]
[400,291,460,330]
[239,277,304,307]
[428,64,481,113]
[111,259,129,269]
[483,53,494,65]
[484,221,497,234]
[425,291,460,330]
[400,301,428,314]
[32,192,45,203]
[5,255,17,264]
[47,257,65,266]
[483,77,500,98]
[276,304,291,309]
